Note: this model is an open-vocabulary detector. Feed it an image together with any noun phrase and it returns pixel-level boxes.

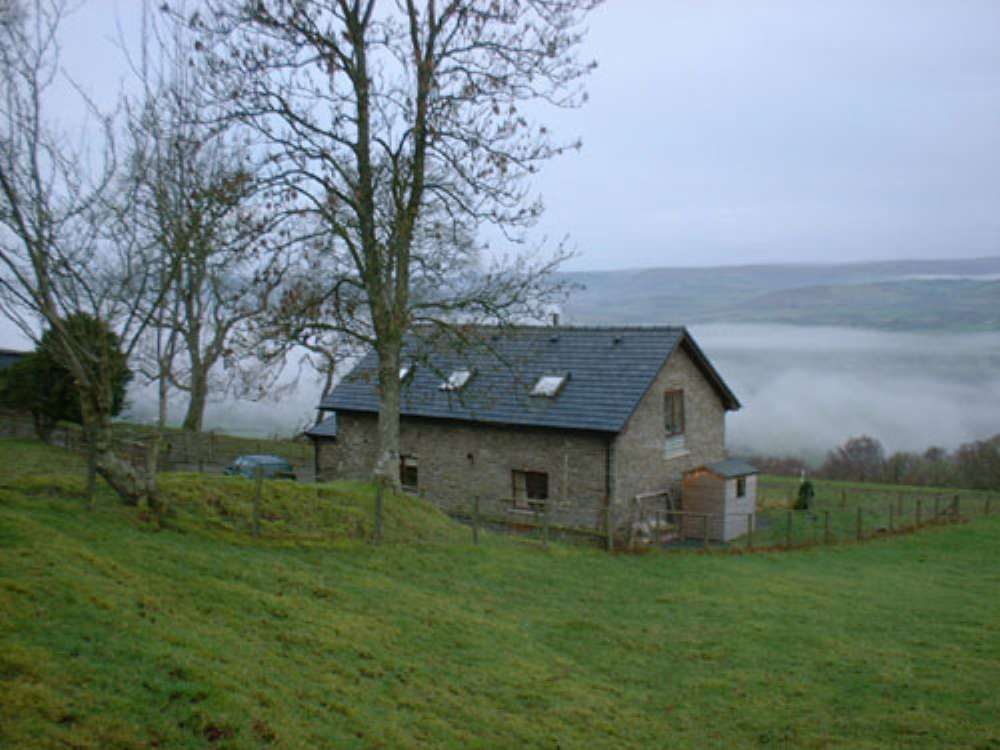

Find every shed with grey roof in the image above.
[681,459,759,542]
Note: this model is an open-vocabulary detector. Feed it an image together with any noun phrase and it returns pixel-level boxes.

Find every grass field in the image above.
[2,439,1000,748]
[752,476,998,549]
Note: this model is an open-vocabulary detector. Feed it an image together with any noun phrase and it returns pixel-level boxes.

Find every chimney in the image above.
[551,312,560,327]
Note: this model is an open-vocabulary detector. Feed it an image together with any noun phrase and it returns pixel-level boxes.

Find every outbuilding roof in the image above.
[305,414,338,439]
[705,458,758,478]
[320,326,739,435]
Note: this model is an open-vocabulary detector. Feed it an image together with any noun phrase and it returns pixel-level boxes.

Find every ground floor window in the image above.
[736,476,746,498]
[512,469,548,511]
[400,455,418,492]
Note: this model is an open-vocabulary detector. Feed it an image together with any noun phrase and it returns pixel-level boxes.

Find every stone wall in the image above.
[612,343,727,519]
[316,412,611,531]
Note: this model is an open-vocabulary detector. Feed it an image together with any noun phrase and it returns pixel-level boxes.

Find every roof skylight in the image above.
[439,370,473,391]
[531,374,568,398]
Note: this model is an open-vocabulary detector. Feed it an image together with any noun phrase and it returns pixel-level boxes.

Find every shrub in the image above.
[795,480,815,511]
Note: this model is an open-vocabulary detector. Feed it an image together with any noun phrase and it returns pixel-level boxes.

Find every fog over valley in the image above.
[108,322,1000,464]
[693,324,1000,461]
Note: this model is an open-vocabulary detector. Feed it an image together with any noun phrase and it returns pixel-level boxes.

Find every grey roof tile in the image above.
[320,326,739,434]
[305,414,338,438]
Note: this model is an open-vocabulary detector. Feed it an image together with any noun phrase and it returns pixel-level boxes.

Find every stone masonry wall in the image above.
[612,343,727,523]
[316,412,611,531]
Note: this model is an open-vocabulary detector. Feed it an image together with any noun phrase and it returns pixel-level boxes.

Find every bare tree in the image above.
[0,1,169,505]
[184,0,601,490]
[122,3,289,435]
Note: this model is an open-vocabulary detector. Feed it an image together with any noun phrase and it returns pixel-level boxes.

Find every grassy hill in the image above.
[560,257,1000,331]
[708,279,1000,331]
[2,440,1000,748]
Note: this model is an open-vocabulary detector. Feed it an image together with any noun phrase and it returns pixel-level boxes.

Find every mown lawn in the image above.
[1,439,999,749]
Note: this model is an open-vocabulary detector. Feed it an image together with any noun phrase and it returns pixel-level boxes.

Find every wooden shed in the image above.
[681,459,758,542]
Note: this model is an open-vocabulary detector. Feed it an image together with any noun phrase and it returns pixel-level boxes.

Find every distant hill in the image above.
[560,256,1000,331]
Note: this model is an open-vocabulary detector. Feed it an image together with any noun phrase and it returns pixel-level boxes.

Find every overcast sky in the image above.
[45,1,1000,271]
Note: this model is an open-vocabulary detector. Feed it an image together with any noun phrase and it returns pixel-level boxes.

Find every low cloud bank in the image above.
[694,324,1000,461]
[121,324,1000,460]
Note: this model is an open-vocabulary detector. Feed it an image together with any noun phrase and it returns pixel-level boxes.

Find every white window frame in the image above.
[439,369,473,391]
[530,374,568,397]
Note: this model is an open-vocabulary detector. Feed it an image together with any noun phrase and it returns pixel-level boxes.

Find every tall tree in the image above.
[0,0,169,506]
[186,0,601,489]
[123,2,288,434]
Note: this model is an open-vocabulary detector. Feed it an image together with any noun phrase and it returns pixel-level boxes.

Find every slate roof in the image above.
[705,458,758,478]
[305,414,338,439]
[320,326,739,435]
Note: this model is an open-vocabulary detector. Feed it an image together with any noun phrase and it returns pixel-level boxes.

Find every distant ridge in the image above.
[560,257,1000,332]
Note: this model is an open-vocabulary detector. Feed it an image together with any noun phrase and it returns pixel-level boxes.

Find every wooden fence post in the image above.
[823,510,831,545]
[888,504,894,533]
[934,495,941,521]
[916,498,922,527]
[252,465,263,538]
[472,496,480,545]
[626,496,637,550]
[841,490,847,508]
[952,495,960,521]
[856,506,863,541]
[373,482,384,544]
[746,513,754,551]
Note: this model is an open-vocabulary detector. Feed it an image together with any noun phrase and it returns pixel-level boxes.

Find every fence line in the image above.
[0,412,314,479]
[448,489,998,553]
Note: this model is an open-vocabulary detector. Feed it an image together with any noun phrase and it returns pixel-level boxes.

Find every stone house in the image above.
[308,326,746,536]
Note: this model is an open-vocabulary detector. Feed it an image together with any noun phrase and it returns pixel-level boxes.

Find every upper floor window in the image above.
[736,477,747,498]
[664,389,685,437]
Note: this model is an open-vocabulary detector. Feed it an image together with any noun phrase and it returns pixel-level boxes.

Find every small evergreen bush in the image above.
[795,480,815,511]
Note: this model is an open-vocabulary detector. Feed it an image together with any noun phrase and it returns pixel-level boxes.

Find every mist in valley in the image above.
[695,324,1000,462]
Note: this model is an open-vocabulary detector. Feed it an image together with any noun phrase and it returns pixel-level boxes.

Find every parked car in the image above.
[224,455,297,480]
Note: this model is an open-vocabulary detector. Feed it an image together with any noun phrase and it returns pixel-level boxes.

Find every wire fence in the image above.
[447,489,998,553]
[446,495,610,549]
[5,412,997,551]
[0,412,315,481]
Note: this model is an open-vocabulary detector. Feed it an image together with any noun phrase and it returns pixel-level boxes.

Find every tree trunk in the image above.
[85,423,98,505]
[181,369,208,432]
[32,411,54,444]
[79,395,160,510]
[373,341,401,491]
